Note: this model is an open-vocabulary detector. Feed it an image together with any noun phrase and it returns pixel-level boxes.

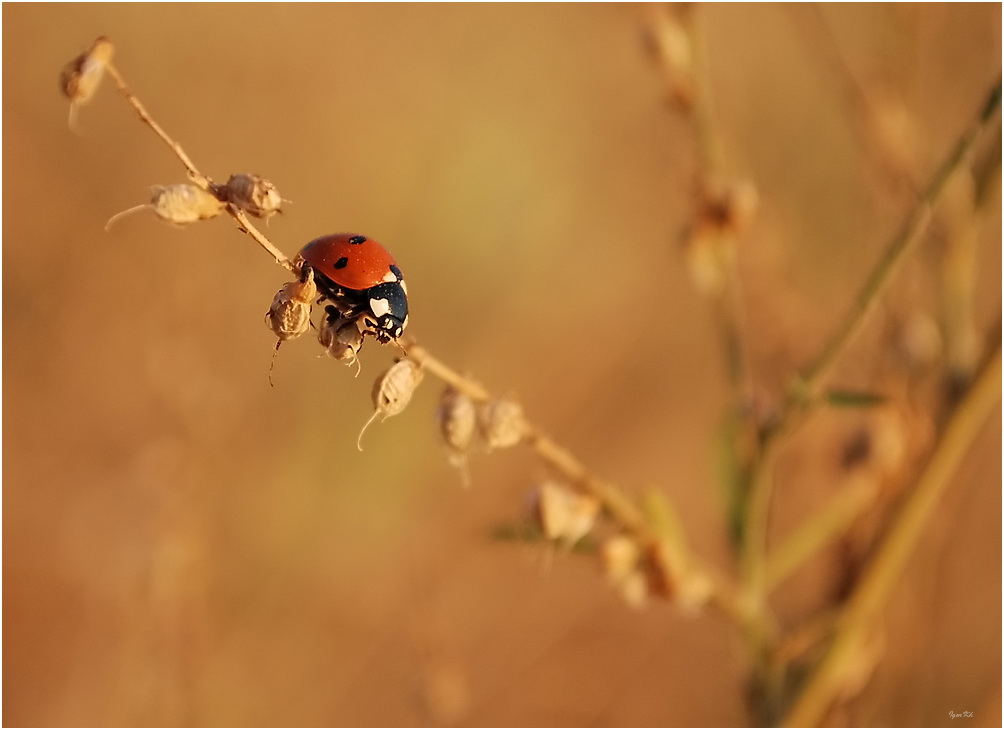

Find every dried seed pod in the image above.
[601,537,652,609]
[617,570,650,610]
[265,268,317,385]
[60,36,114,130]
[478,396,526,451]
[530,481,600,546]
[684,179,758,295]
[437,386,478,486]
[105,184,225,230]
[318,306,365,374]
[223,173,283,219]
[644,540,711,611]
[600,535,642,585]
[357,358,424,450]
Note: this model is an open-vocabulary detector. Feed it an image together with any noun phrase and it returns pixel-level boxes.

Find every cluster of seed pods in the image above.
[104,174,284,230]
[261,262,706,609]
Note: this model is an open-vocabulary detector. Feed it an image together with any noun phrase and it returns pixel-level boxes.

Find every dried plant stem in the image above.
[405,343,745,621]
[783,343,1001,727]
[679,7,726,181]
[681,8,749,401]
[796,79,1001,401]
[100,44,745,624]
[228,206,295,273]
[786,4,919,194]
[646,5,750,401]
[103,61,295,273]
[103,62,208,189]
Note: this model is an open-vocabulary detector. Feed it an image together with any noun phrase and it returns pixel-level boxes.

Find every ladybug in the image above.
[297,233,409,343]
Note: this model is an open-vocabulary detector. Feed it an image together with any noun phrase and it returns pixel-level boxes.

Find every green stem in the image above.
[742,78,1001,590]
[765,478,876,592]
[784,344,1001,727]
[798,79,1001,399]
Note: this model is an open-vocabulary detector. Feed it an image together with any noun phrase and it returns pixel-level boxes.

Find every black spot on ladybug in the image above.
[389,264,403,280]
[334,257,349,269]
[348,235,367,245]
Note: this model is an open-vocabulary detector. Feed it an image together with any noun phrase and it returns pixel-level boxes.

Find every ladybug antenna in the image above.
[268,340,282,388]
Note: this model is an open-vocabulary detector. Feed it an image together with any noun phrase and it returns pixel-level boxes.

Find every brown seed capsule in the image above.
[265,268,317,386]
[105,184,225,230]
[437,386,478,486]
[478,396,526,451]
[600,535,642,585]
[643,540,711,611]
[357,358,424,450]
[222,174,283,219]
[684,179,758,295]
[617,570,650,609]
[600,537,650,609]
[318,306,365,374]
[530,481,600,546]
[60,37,114,130]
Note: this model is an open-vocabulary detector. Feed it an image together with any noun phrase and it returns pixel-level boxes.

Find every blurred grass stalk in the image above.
[784,342,1001,727]
[649,4,1000,723]
[745,73,1000,726]
[744,74,1002,592]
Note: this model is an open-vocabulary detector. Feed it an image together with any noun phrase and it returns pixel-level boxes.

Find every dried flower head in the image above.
[357,358,424,450]
[105,184,225,230]
[60,36,114,130]
[479,396,526,451]
[319,306,365,374]
[265,267,317,386]
[600,535,642,585]
[684,180,758,295]
[222,173,283,219]
[437,386,478,486]
[530,481,601,546]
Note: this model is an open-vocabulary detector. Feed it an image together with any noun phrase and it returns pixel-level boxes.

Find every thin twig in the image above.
[764,478,877,592]
[97,38,744,623]
[785,4,920,195]
[104,61,295,273]
[796,79,1001,401]
[103,62,209,189]
[406,342,746,622]
[228,206,295,272]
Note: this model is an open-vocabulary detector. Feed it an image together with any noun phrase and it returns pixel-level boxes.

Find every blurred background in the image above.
[3,4,1000,726]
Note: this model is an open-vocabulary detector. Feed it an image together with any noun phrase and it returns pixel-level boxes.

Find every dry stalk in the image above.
[645,6,1001,724]
[75,38,742,623]
[68,31,1000,726]
[784,343,1002,727]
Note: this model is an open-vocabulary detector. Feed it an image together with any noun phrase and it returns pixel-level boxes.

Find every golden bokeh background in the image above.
[3,4,1000,726]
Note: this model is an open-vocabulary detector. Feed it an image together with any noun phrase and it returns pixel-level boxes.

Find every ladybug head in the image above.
[364,281,409,342]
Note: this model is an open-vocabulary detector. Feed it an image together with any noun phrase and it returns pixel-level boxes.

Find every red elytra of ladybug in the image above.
[299,233,398,291]
[297,233,410,343]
